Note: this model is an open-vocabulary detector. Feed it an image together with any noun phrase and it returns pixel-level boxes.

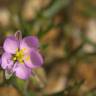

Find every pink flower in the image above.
[1,31,43,80]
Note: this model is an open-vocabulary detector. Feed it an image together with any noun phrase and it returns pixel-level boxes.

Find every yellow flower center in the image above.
[13,48,30,64]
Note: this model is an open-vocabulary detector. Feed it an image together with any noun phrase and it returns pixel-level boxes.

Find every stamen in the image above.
[13,48,25,64]
[16,48,18,52]
[13,57,16,61]
[26,56,30,61]
[19,59,23,64]
[22,48,26,51]
[16,52,19,57]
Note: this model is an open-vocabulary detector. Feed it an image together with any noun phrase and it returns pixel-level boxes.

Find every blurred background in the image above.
[0,0,96,96]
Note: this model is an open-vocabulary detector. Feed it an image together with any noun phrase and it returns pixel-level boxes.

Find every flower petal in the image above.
[1,52,13,70]
[3,36,19,54]
[24,50,43,68]
[20,36,39,53]
[13,62,32,80]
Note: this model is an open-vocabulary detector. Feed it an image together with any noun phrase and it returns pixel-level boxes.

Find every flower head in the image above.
[1,31,43,80]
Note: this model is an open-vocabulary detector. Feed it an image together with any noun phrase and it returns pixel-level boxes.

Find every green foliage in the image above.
[43,0,70,18]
